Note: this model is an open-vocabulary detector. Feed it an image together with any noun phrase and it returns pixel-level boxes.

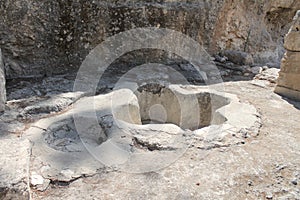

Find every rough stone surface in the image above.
[22,85,261,181]
[222,50,254,65]
[255,67,280,84]
[20,80,298,200]
[275,10,300,100]
[0,0,300,78]
[0,1,300,199]
[19,91,85,120]
[0,48,6,112]
[0,72,299,199]
[284,10,300,51]
[0,138,31,199]
[25,89,142,181]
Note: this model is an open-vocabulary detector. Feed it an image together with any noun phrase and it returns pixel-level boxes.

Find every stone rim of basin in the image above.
[24,84,261,177]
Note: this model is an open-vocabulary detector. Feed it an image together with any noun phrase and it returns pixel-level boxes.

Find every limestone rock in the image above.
[284,10,300,51]
[23,86,261,175]
[275,10,300,100]
[0,49,6,112]
[0,139,31,199]
[269,0,295,12]
[255,68,280,83]
[250,66,263,75]
[280,51,300,73]
[1,1,300,78]
[30,173,44,186]
[222,50,254,65]
[19,91,85,120]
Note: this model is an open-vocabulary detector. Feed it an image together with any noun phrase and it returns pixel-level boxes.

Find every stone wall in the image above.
[0,0,300,79]
[275,10,300,101]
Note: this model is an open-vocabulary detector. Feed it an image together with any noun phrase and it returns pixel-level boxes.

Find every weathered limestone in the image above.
[23,85,261,175]
[275,10,300,100]
[0,49,6,112]
[222,50,254,65]
[284,10,300,52]
[0,139,31,199]
[1,1,300,78]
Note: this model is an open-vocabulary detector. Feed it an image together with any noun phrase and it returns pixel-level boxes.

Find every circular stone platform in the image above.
[24,84,261,182]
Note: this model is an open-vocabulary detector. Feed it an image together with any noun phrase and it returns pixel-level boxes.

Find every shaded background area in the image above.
[0,0,300,79]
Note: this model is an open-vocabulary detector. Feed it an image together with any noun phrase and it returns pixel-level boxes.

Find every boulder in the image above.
[222,50,254,65]
[0,49,6,112]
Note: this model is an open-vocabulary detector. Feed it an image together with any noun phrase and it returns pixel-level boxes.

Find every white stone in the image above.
[250,66,263,74]
[60,169,75,180]
[31,173,44,185]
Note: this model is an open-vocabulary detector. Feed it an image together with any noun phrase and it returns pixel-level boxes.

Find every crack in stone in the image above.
[133,137,178,151]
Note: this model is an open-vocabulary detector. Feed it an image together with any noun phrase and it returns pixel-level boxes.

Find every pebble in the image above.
[266,192,273,199]
[247,180,253,186]
[36,179,50,192]
[291,179,298,185]
[60,169,75,179]
[31,173,44,185]
[262,66,269,70]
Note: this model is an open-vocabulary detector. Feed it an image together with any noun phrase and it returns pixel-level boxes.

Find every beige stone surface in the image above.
[21,85,261,179]
[0,138,31,199]
[285,32,300,52]
[280,51,300,73]
[27,81,300,200]
[277,73,300,91]
[270,0,295,11]
[276,10,300,100]
[275,85,300,100]
[284,10,300,51]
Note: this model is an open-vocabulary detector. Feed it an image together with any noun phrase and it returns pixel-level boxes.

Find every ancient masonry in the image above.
[275,10,300,100]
